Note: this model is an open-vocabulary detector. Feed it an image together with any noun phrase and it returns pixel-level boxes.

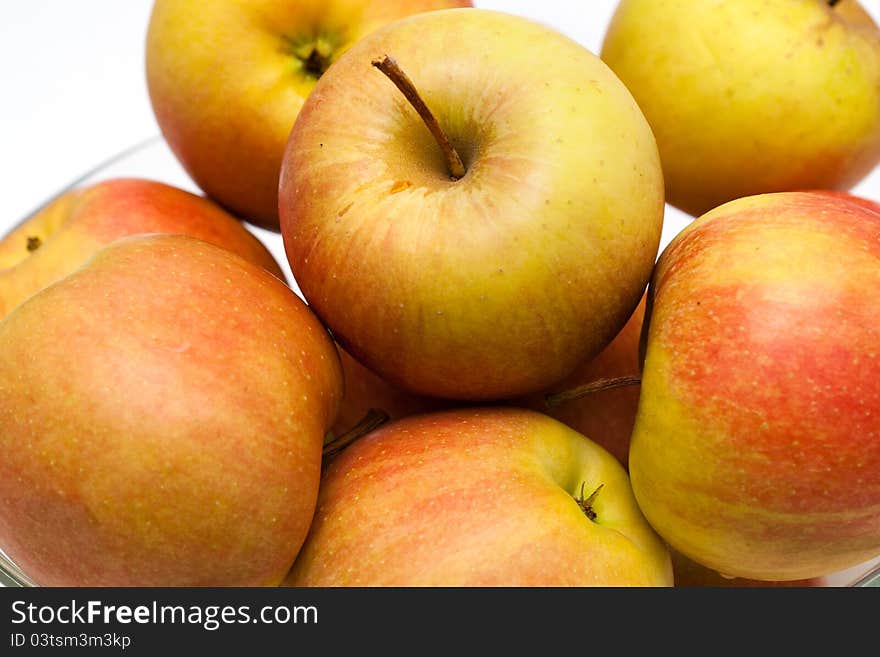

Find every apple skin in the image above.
[519,294,646,469]
[280,8,665,401]
[600,0,880,218]
[630,191,880,581]
[286,408,673,586]
[146,0,471,231]
[0,235,342,586]
[0,177,284,319]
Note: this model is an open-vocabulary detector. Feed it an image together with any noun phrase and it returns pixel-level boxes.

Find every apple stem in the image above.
[575,482,604,522]
[544,375,641,408]
[322,408,390,463]
[372,55,466,181]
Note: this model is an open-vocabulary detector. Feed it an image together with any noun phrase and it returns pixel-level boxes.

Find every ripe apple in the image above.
[286,408,673,586]
[519,294,646,468]
[280,8,665,401]
[0,234,342,586]
[601,0,880,217]
[0,177,284,319]
[630,191,880,581]
[146,0,471,231]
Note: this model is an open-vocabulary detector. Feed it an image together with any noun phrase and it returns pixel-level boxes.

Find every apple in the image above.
[286,407,673,586]
[280,8,665,401]
[0,234,342,586]
[518,294,646,468]
[630,191,880,581]
[600,0,880,218]
[146,0,471,231]
[0,177,284,319]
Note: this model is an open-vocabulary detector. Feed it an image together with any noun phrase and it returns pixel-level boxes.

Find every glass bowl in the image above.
[0,137,879,588]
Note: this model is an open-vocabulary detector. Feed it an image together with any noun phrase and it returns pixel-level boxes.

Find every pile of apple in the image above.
[1,0,879,587]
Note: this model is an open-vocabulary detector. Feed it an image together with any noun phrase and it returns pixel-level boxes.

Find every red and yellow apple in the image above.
[0,235,342,586]
[601,0,880,217]
[286,408,673,586]
[280,8,665,401]
[630,191,880,581]
[146,0,471,230]
[0,177,284,319]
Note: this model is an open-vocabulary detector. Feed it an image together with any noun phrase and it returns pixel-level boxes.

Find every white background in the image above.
[1,0,880,587]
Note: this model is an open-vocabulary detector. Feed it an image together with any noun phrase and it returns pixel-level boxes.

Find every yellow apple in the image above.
[280,8,665,400]
[146,0,471,230]
[601,0,880,217]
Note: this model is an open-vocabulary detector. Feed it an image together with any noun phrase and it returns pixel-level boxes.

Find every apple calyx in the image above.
[26,236,42,252]
[287,37,336,79]
[372,55,466,180]
[828,0,840,7]
[544,375,642,409]
[322,407,390,464]
[302,49,330,77]
[575,482,604,522]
